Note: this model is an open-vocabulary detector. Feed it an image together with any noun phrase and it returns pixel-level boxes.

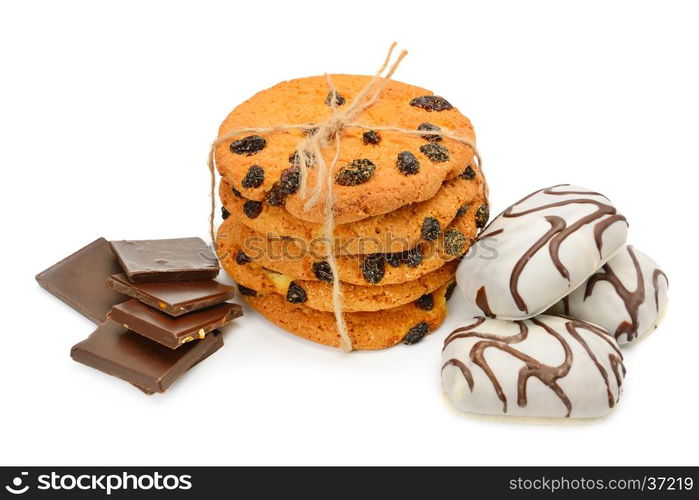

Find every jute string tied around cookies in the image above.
[208,43,481,352]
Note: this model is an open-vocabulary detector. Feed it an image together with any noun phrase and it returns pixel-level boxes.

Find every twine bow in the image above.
[208,43,481,352]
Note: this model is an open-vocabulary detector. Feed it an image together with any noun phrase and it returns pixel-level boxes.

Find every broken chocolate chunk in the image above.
[71,321,224,394]
[110,238,219,283]
[109,299,241,349]
[35,238,126,324]
[106,273,236,317]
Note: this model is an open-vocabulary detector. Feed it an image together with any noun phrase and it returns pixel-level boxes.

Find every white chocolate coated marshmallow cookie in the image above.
[441,315,625,418]
[456,185,628,320]
[549,245,668,346]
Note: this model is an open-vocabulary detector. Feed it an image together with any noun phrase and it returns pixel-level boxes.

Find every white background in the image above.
[1,0,697,466]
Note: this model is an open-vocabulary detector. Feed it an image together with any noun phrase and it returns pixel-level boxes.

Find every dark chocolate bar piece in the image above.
[109,299,242,349]
[71,321,223,394]
[134,333,222,394]
[36,238,128,324]
[110,237,219,283]
[107,273,236,317]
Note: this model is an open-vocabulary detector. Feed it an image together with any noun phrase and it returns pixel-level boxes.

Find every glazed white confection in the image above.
[456,185,628,320]
[549,245,668,346]
[441,315,625,418]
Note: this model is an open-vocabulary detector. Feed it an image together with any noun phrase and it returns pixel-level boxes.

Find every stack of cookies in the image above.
[214,75,488,349]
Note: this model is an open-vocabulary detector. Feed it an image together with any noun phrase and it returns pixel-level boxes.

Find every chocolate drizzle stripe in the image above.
[443,317,486,350]
[443,318,524,351]
[593,215,629,257]
[561,296,570,316]
[526,318,574,417]
[475,184,593,234]
[546,216,574,279]
[442,359,474,391]
[652,269,669,313]
[476,228,504,241]
[445,317,623,417]
[584,246,644,343]
[560,316,623,359]
[588,325,623,362]
[503,198,615,219]
[568,319,624,403]
[565,322,615,408]
[509,216,566,313]
[493,184,572,220]
[608,354,625,394]
[470,341,511,413]
[475,286,496,318]
[499,189,626,316]
[543,187,605,197]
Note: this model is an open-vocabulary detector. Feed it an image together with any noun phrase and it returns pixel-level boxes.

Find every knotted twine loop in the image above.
[208,43,482,352]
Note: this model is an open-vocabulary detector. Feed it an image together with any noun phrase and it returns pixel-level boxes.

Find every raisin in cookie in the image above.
[215,74,477,224]
[221,244,457,312]
[218,218,463,285]
[221,180,488,255]
[241,283,452,350]
[217,214,478,285]
[220,166,485,254]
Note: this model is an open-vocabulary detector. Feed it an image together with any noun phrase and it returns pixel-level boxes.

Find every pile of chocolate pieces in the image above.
[35,237,242,394]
